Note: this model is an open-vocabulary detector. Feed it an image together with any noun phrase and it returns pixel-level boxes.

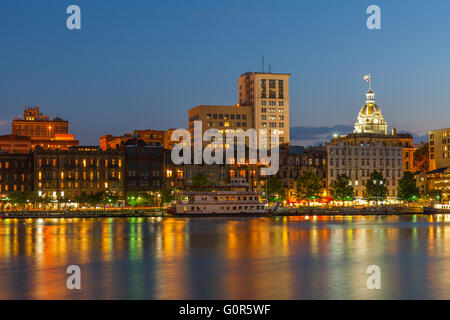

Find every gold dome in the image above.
[354,88,388,135]
[360,103,380,115]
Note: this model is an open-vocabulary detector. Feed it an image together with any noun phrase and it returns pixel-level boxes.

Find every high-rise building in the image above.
[428,128,450,171]
[12,106,79,150]
[238,72,291,144]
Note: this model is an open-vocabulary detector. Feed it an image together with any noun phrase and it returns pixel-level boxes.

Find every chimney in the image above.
[392,128,397,135]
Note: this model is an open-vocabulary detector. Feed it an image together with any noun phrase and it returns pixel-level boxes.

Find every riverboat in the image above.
[172,178,269,214]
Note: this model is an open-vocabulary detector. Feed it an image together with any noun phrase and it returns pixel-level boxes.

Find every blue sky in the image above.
[0,0,449,145]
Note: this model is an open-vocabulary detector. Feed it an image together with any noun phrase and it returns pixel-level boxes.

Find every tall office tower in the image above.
[238,72,291,145]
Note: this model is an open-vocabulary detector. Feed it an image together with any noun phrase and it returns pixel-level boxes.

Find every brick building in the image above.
[34,146,124,199]
[0,152,34,197]
[118,138,164,192]
[278,145,328,201]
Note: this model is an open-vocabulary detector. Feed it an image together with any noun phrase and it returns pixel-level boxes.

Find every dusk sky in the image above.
[1,0,449,145]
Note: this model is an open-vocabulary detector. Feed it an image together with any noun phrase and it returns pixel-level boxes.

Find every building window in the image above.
[261,79,266,98]
[269,80,276,98]
[278,80,284,99]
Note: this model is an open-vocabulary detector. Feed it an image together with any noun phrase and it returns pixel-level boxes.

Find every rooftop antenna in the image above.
[269,64,271,73]
[262,56,264,73]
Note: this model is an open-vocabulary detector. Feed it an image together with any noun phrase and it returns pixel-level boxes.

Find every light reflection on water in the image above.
[1,215,450,299]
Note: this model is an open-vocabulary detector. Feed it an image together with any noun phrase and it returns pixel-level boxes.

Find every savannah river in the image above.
[1,215,450,299]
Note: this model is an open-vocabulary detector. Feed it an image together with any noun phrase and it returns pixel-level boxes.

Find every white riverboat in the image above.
[173,178,269,214]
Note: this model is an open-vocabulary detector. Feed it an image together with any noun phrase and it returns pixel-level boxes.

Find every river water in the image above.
[1,215,450,299]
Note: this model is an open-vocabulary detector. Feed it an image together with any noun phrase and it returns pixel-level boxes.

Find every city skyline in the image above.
[2,1,450,145]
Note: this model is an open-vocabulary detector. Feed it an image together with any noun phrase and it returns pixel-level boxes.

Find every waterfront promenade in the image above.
[0,206,427,218]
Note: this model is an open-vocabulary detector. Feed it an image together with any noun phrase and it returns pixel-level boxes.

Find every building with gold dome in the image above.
[327,87,415,199]
[354,89,388,135]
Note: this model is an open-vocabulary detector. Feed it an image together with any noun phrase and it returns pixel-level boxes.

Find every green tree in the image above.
[330,174,354,201]
[428,189,443,203]
[127,191,158,208]
[39,195,53,209]
[161,188,176,204]
[398,172,420,202]
[364,171,388,203]
[296,171,322,203]
[8,191,34,210]
[107,194,119,206]
[75,192,90,207]
[87,192,103,207]
[192,172,210,187]
[266,176,285,203]
[127,192,138,209]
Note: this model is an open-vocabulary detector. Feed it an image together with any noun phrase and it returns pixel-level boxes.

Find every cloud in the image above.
[290,125,353,146]
[398,131,428,144]
[0,120,8,126]
[290,125,429,147]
